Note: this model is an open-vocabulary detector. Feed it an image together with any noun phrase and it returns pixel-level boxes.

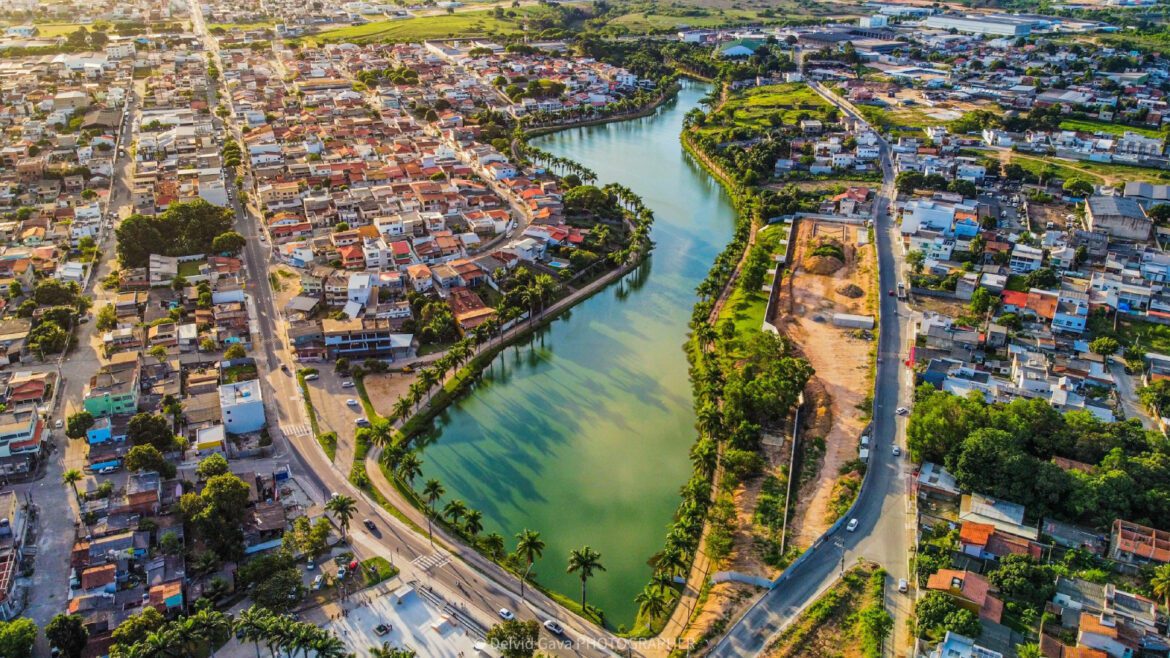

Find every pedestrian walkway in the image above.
[411,551,452,572]
[281,423,311,438]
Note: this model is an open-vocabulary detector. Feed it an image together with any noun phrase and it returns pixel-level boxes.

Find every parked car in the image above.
[374,624,390,636]
[847,518,859,532]
[346,399,359,407]
[337,566,347,579]
[98,466,119,475]
[304,373,319,381]
[355,417,371,427]
[498,609,514,621]
[306,560,315,571]
[895,407,909,416]
[312,575,324,590]
[341,381,355,388]
[892,445,901,456]
[54,419,63,429]
[898,578,909,593]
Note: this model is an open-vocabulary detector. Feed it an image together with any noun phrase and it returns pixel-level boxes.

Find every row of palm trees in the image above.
[517,142,598,183]
[112,606,349,658]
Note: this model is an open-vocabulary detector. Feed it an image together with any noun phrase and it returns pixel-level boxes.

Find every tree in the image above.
[0,618,37,658]
[968,286,994,316]
[906,249,925,274]
[111,607,166,649]
[185,609,231,658]
[128,413,176,452]
[914,591,981,639]
[66,410,95,439]
[1025,267,1058,290]
[1063,178,1094,198]
[566,546,605,610]
[422,478,444,543]
[486,619,540,658]
[125,444,177,478]
[211,231,246,254]
[515,529,545,598]
[196,453,230,479]
[28,321,69,354]
[370,643,417,658]
[194,473,252,560]
[34,279,81,307]
[444,499,467,525]
[464,509,484,537]
[1148,204,1170,225]
[223,344,246,360]
[1016,643,1042,658]
[234,607,271,658]
[96,303,117,331]
[325,494,357,538]
[1148,563,1170,610]
[635,585,669,621]
[1089,336,1120,356]
[63,468,84,502]
[46,614,89,658]
[283,516,331,558]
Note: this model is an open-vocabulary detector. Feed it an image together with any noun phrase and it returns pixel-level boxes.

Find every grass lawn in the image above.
[177,259,205,277]
[1009,152,1170,184]
[1059,118,1166,139]
[27,23,85,38]
[719,286,768,338]
[208,21,274,31]
[608,9,769,31]
[360,556,400,586]
[714,83,836,132]
[1115,318,1170,355]
[310,10,532,43]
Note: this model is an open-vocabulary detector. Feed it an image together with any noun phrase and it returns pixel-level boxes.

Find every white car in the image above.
[846,518,859,532]
[543,620,564,635]
[341,381,355,388]
[892,445,901,456]
[895,407,909,416]
[346,399,359,407]
[355,417,371,427]
[898,578,909,593]
[498,608,514,621]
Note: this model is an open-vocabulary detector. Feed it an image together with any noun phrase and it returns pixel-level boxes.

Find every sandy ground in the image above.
[363,371,419,417]
[777,219,877,550]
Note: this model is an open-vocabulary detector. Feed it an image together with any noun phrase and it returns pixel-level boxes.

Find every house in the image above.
[447,287,496,334]
[959,493,1038,540]
[83,357,140,417]
[218,380,265,434]
[1085,196,1151,242]
[1009,243,1044,274]
[1109,519,1170,565]
[928,631,1003,658]
[926,569,1004,623]
[0,410,44,477]
[321,318,414,360]
[1123,181,1170,210]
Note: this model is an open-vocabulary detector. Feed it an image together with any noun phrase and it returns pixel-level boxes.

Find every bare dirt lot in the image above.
[362,371,418,416]
[775,219,876,549]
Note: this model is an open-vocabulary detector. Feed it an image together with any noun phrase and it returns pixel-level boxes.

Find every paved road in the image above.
[1112,355,1156,430]
[708,81,916,657]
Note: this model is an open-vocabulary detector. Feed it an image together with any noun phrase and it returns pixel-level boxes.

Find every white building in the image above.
[219,380,265,434]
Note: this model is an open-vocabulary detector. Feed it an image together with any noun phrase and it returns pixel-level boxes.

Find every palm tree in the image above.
[1150,563,1170,611]
[567,546,605,611]
[63,468,83,502]
[422,478,444,544]
[380,441,405,471]
[396,451,422,486]
[391,397,412,422]
[635,585,669,622]
[656,547,688,580]
[186,609,231,657]
[134,627,185,658]
[370,642,417,658]
[325,494,357,538]
[515,528,545,598]
[235,606,271,658]
[443,499,467,525]
[1015,643,1042,658]
[311,634,349,658]
[482,532,505,559]
[464,509,483,537]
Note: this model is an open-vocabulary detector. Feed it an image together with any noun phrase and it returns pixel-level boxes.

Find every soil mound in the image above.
[836,283,864,298]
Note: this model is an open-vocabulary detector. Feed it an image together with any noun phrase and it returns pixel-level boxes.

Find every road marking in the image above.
[280,423,311,438]
[411,551,451,572]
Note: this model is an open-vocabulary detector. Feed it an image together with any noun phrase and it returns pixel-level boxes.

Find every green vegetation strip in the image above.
[360,556,399,586]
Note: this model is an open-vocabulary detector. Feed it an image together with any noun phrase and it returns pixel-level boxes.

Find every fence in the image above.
[712,571,775,588]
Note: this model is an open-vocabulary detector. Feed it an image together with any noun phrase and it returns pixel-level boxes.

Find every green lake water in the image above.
[416,80,737,626]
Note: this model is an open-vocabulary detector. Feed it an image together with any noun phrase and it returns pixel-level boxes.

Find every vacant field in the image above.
[311,11,531,43]
[1059,118,1166,139]
[715,83,837,132]
[764,562,885,658]
[20,23,84,37]
[777,218,877,548]
[609,8,771,31]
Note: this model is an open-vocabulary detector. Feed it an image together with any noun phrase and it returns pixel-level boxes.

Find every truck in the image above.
[896,281,907,300]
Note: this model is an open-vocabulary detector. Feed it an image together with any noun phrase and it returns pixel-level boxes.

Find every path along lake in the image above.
[416,80,737,625]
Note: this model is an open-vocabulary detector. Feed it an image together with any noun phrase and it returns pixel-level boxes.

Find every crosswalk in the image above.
[280,423,311,438]
[411,551,451,572]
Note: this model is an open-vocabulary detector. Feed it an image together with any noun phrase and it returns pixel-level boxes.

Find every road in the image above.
[1112,355,1157,430]
[189,6,629,655]
[708,80,916,657]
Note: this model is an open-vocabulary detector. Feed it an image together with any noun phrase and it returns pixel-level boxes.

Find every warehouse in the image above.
[922,14,1033,36]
